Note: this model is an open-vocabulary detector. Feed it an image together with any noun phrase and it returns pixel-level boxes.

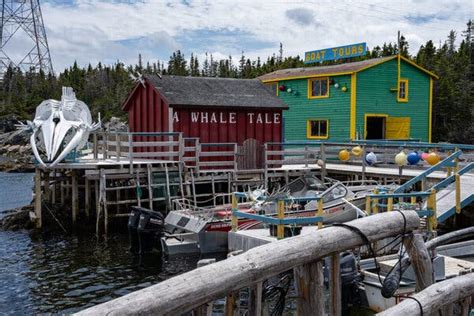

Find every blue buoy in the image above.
[407,151,421,165]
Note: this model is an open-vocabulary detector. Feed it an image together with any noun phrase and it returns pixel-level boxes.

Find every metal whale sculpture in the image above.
[18,87,100,167]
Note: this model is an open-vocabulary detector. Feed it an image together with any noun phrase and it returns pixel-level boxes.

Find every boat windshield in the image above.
[306,176,327,191]
[322,184,348,203]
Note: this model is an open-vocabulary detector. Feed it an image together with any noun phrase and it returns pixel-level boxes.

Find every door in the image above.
[237,139,263,170]
[386,117,410,140]
[365,116,386,139]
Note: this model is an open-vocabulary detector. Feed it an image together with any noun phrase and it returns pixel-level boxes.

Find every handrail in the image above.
[431,162,474,192]
[394,150,462,193]
[377,273,474,316]
[76,212,420,316]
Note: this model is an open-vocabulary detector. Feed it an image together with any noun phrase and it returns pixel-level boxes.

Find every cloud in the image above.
[26,0,472,73]
[285,8,317,26]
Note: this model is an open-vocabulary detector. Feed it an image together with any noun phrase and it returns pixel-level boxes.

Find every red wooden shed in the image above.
[121,75,288,146]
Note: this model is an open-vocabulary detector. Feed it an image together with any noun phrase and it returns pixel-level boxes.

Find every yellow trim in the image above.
[307,77,330,99]
[364,114,388,139]
[397,78,409,102]
[276,81,279,96]
[350,73,357,140]
[397,54,401,101]
[399,55,439,79]
[307,119,329,139]
[429,77,433,142]
[261,55,438,83]
[262,72,353,83]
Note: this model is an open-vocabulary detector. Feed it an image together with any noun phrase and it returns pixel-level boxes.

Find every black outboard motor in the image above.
[137,208,165,254]
[128,206,142,254]
[340,252,363,314]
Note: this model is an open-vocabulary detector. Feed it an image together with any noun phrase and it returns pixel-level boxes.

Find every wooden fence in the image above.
[76,211,420,316]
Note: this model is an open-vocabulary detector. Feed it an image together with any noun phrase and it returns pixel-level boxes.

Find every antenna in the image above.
[0,0,53,79]
[397,30,401,54]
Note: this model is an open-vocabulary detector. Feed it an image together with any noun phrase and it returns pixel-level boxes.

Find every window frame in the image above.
[306,119,329,139]
[307,77,330,99]
[397,78,409,102]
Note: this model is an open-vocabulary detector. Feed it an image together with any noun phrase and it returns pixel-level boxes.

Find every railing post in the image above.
[277,199,285,239]
[128,133,134,174]
[116,132,121,162]
[427,188,437,232]
[263,143,268,190]
[455,173,461,214]
[317,198,323,229]
[178,133,184,163]
[373,188,379,214]
[233,143,238,171]
[387,195,393,212]
[196,140,201,173]
[294,260,324,316]
[320,143,326,180]
[93,132,98,160]
[231,193,238,232]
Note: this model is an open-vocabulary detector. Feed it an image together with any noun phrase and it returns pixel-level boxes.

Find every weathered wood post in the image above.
[455,173,461,213]
[365,195,372,214]
[249,281,263,316]
[85,178,90,218]
[71,170,79,225]
[317,198,323,229]
[43,171,50,201]
[404,234,434,292]
[294,261,324,315]
[147,164,153,210]
[116,132,121,162]
[330,253,341,316]
[320,143,326,180]
[128,133,134,174]
[277,200,285,239]
[427,188,437,233]
[34,168,42,229]
[231,193,238,232]
[93,132,98,160]
[373,188,379,214]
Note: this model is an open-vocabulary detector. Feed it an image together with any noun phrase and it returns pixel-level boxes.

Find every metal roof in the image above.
[258,55,438,82]
[145,75,288,109]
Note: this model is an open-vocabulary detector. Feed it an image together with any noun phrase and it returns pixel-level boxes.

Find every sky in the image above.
[18,0,474,72]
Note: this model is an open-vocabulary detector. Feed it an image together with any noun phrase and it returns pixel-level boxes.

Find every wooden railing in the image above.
[76,211,420,316]
[378,273,474,316]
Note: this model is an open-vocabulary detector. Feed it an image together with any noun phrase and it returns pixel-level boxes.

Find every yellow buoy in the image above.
[351,146,362,157]
[338,149,350,161]
[426,152,440,166]
[395,151,408,166]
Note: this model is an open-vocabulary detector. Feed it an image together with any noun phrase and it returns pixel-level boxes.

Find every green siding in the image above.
[355,59,430,141]
[278,75,352,141]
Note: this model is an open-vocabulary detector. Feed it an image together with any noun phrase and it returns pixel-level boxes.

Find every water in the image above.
[0,172,199,314]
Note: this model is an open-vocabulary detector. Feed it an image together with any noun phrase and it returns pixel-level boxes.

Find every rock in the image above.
[7,145,20,152]
[104,116,128,132]
[0,205,34,231]
[0,114,19,133]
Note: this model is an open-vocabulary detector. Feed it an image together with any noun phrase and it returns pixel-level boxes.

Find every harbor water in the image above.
[0,172,199,314]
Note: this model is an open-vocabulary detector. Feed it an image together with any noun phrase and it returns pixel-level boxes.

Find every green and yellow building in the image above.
[259,55,438,142]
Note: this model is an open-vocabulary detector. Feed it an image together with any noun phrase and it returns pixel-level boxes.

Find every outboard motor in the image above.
[340,252,363,314]
[137,208,165,254]
[128,206,142,254]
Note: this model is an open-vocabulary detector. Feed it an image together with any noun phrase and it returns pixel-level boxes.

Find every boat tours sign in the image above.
[304,42,367,64]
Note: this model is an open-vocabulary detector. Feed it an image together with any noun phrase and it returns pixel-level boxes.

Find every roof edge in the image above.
[121,81,141,111]
[260,55,438,83]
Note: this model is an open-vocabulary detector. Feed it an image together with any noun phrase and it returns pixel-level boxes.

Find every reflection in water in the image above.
[0,231,199,314]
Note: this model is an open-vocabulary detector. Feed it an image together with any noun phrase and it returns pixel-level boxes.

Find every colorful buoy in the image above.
[351,146,362,157]
[407,152,421,165]
[426,152,440,166]
[338,149,350,161]
[395,151,408,166]
[365,152,377,165]
[421,152,430,161]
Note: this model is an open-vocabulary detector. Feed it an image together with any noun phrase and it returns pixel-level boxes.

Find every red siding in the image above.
[172,107,282,145]
[126,83,284,147]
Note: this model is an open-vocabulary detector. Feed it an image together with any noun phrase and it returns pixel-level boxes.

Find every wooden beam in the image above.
[76,211,420,316]
[294,261,324,316]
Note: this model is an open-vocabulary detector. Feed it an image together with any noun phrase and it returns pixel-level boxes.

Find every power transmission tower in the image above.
[0,0,53,79]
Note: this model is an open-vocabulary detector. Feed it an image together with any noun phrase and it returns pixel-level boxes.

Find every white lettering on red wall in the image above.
[175,111,280,124]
